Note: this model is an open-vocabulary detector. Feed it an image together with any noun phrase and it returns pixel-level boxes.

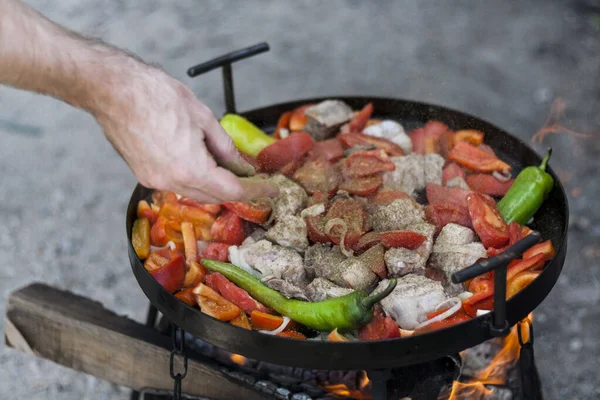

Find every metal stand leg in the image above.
[368,369,392,400]
[130,304,160,400]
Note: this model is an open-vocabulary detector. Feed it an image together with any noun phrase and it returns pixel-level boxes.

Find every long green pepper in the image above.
[201,259,397,332]
[497,148,554,225]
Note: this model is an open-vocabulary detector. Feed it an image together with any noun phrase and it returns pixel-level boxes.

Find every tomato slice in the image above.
[523,240,556,261]
[223,198,272,224]
[324,199,366,248]
[210,210,246,245]
[148,251,185,293]
[273,111,292,139]
[346,103,374,133]
[453,129,484,146]
[338,133,404,156]
[307,138,345,162]
[328,328,350,342]
[277,330,307,340]
[289,104,314,131]
[293,159,340,196]
[193,283,241,321]
[306,214,330,243]
[339,175,383,196]
[507,271,540,299]
[442,162,466,184]
[368,189,410,205]
[506,253,546,281]
[426,183,471,209]
[377,231,427,250]
[201,242,230,263]
[449,142,511,173]
[205,272,271,315]
[342,149,396,178]
[137,200,159,224]
[250,310,285,331]
[467,193,510,248]
[359,307,401,340]
[257,132,314,173]
[175,288,197,307]
[425,203,473,234]
[230,311,252,330]
[463,290,494,318]
[466,174,514,196]
[487,222,523,256]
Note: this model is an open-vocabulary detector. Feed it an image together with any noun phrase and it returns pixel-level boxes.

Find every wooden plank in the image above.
[4,283,267,400]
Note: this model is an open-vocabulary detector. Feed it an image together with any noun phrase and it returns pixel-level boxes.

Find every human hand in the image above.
[92,61,277,203]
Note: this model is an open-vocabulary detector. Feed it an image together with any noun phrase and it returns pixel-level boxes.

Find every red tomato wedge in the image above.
[339,175,383,196]
[306,214,330,244]
[368,189,410,205]
[293,159,340,196]
[289,104,314,131]
[414,312,471,335]
[358,307,401,340]
[487,222,523,256]
[338,133,405,156]
[425,203,473,234]
[424,120,450,140]
[346,103,374,133]
[467,193,510,249]
[468,275,494,294]
[466,174,514,196]
[449,142,511,173]
[507,271,540,299]
[175,288,197,307]
[148,251,185,293]
[308,138,345,162]
[273,111,292,139]
[463,290,494,318]
[523,240,556,261]
[193,283,241,321]
[356,230,427,252]
[426,183,471,209]
[210,210,246,245]
[442,162,466,184]
[223,198,272,224]
[324,199,366,249]
[341,149,396,178]
[507,253,546,281]
[200,242,230,263]
[257,132,314,173]
[205,272,271,315]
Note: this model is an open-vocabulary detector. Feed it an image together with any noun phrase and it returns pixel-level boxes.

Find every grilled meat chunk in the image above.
[304,243,346,280]
[435,223,475,245]
[429,241,487,296]
[374,274,447,330]
[240,240,308,287]
[363,120,412,153]
[424,153,445,186]
[265,215,309,252]
[265,278,309,301]
[382,154,445,196]
[304,100,354,140]
[305,277,354,302]
[269,174,308,221]
[384,223,436,277]
[369,198,425,232]
[445,176,471,190]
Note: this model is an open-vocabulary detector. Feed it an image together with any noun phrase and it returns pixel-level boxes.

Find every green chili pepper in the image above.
[497,148,554,225]
[201,259,397,332]
[220,114,276,158]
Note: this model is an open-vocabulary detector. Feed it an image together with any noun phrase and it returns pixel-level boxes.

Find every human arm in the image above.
[0,0,276,202]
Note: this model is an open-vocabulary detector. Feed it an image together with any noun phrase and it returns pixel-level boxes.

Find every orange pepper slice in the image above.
[250,310,285,331]
[175,288,197,307]
[277,330,307,340]
[453,129,484,146]
[523,240,555,261]
[507,271,541,299]
[230,311,252,330]
[507,253,546,281]
[132,218,151,260]
[193,283,240,321]
[328,328,350,342]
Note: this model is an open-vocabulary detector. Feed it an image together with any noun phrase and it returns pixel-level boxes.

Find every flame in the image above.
[230,354,246,366]
[445,381,494,400]
[359,371,370,389]
[324,371,372,400]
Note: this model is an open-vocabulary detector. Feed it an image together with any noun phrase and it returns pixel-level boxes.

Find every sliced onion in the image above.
[228,246,260,278]
[399,329,415,337]
[458,292,474,301]
[300,204,325,219]
[279,128,290,139]
[493,170,512,182]
[415,297,461,330]
[324,218,353,257]
[259,316,291,335]
[477,309,490,317]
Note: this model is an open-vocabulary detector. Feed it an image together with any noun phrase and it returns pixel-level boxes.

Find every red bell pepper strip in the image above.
[205,272,271,315]
[466,174,514,197]
[463,290,494,318]
[507,271,540,299]
[137,200,159,224]
[175,288,197,307]
[250,310,285,331]
[210,210,246,245]
[346,103,374,133]
[257,132,314,173]
[201,242,230,263]
[358,307,401,340]
[506,253,546,281]
[522,240,555,261]
[147,251,185,293]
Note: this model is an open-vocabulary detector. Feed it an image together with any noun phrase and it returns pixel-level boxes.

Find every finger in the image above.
[175,187,224,204]
[188,167,278,203]
[201,110,256,177]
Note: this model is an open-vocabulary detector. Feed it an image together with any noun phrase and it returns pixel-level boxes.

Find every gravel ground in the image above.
[1,1,599,399]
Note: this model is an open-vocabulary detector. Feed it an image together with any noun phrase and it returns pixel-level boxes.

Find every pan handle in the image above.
[187,42,270,114]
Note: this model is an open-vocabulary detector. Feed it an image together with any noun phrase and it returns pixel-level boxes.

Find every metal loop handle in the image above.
[169,325,188,400]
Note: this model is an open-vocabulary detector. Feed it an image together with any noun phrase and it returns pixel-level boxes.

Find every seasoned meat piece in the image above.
[242,227,267,246]
[445,176,471,190]
[304,243,346,280]
[424,153,445,186]
[324,257,378,291]
[369,198,425,232]
[265,278,309,301]
[363,120,412,153]
[304,100,354,140]
[266,215,309,252]
[384,223,436,277]
[383,154,424,196]
[269,174,308,221]
[305,277,354,302]
[240,240,307,287]
[429,242,487,296]
[374,275,447,330]
[435,223,475,245]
